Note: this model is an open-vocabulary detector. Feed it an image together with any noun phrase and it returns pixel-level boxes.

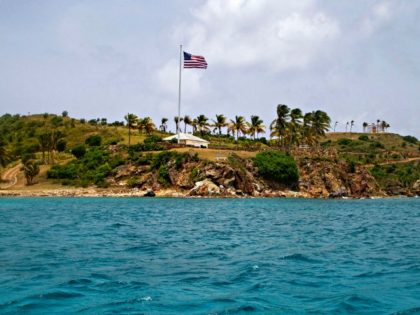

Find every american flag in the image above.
[183,51,208,69]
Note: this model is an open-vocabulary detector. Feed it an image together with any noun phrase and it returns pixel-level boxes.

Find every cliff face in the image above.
[109,154,385,198]
[296,157,384,198]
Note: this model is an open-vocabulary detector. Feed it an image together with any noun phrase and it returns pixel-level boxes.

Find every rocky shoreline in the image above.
[0,189,384,198]
[1,152,419,199]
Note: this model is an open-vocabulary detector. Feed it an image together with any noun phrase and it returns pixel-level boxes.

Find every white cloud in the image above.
[178,0,340,71]
[361,1,394,35]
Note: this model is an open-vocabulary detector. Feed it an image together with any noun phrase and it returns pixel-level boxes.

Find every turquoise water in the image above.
[0,198,419,314]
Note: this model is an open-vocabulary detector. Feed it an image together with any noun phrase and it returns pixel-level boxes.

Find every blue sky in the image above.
[0,0,419,136]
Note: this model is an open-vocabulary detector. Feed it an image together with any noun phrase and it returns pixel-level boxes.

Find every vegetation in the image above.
[371,161,420,192]
[0,106,417,193]
[270,105,330,148]
[22,159,40,185]
[47,147,123,187]
[402,135,418,144]
[253,151,299,186]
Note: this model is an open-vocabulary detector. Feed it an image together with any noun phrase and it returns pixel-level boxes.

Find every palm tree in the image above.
[302,112,316,145]
[270,104,290,146]
[160,118,168,133]
[196,115,210,136]
[350,120,354,133]
[192,118,198,134]
[212,114,227,135]
[229,116,248,140]
[183,115,192,133]
[381,120,389,133]
[124,113,138,147]
[174,116,183,133]
[49,130,64,164]
[362,122,368,132]
[139,117,156,135]
[333,121,338,132]
[22,159,39,185]
[37,133,51,164]
[288,108,303,146]
[311,110,331,139]
[248,115,265,140]
[345,121,349,132]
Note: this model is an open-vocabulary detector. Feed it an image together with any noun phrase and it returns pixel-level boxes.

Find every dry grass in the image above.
[169,147,258,161]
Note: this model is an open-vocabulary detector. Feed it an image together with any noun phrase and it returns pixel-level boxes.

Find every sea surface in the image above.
[0,198,419,314]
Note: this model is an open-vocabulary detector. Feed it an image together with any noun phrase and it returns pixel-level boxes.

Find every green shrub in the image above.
[47,148,120,187]
[337,138,352,146]
[358,135,369,141]
[56,139,67,152]
[158,165,170,186]
[253,151,299,186]
[71,144,86,159]
[369,141,385,149]
[85,134,102,146]
[127,176,142,188]
[402,135,418,144]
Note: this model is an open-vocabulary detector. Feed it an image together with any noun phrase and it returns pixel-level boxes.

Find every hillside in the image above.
[0,113,419,197]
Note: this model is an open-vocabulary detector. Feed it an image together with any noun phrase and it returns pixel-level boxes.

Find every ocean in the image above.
[0,197,419,314]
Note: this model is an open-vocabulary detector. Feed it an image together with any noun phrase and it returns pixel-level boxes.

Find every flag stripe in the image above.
[183,51,208,69]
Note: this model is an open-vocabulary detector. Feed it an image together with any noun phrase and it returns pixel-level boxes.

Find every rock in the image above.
[329,187,348,198]
[144,189,156,197]
[189,179,221,196]
[412,180,420,195]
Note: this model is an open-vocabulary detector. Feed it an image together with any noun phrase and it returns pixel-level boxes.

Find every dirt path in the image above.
[366,157,420,168]
[0,164,21,189]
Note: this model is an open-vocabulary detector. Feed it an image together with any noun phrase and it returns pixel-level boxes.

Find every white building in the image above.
[163,133,210,148]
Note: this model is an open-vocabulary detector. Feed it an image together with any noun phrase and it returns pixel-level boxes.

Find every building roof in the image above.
[163,133,210,143]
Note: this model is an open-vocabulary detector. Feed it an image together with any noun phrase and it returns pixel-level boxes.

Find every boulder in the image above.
[189,179,221,196]
[144,189,156,197]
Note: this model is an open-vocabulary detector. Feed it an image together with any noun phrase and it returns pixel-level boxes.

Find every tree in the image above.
[311,110,331,139]
[139,117,156,135]
[302,112,315,145]
[22,159,40,185]
[160,118,168,132]
[345,121,349,132]
[381,120,389,133]
[196,115,210,136]
[50,130,64,164]
[333,121,338,132]
[270,104,290,146]
[229,116,248,140]
[183,115,192,133]
[0,143,10,168]
[212,114,227,135]
[288,108,303,146]
[71,144,86,159]
[124,113,138,147]
[174,116,183,133]
[363,122,368,132]
[191,118,198,134]
[248,115,265,139]
[350,120,354,133]
[37,132,51,164]
[62,110,68,118]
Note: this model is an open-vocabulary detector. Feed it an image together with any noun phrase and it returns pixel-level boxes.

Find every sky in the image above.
[0,0,419,136]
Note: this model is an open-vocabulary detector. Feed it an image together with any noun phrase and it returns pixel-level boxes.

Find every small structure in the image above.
[163,133,209,148]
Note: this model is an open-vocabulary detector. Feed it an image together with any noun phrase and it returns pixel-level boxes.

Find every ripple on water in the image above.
[0,197,419,314]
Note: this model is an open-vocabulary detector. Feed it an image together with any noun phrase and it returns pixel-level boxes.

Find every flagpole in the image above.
[177,44,182,143]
